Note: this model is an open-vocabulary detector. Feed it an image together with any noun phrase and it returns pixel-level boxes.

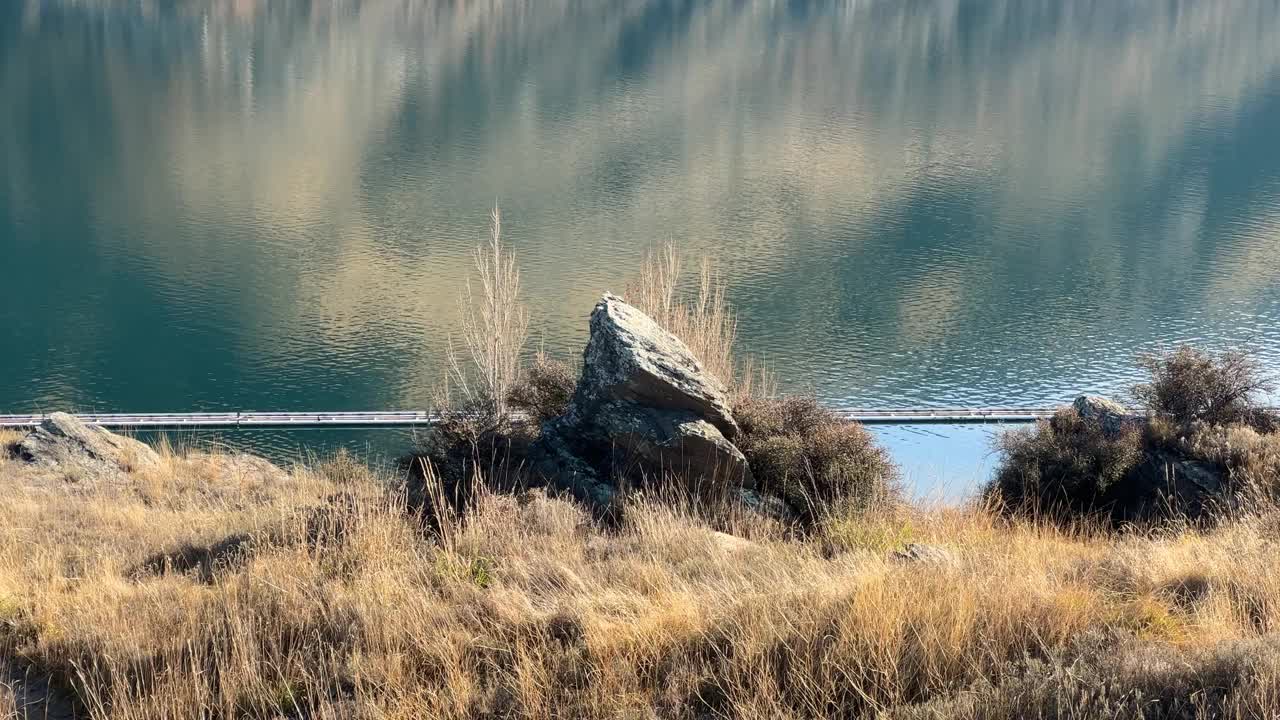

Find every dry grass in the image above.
[5,438,1280,718]
[0,680,15,720]
[625,244,743,398]
[624,243,779,406]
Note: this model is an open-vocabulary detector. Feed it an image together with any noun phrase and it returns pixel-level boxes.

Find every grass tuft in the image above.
[625,243,749,398]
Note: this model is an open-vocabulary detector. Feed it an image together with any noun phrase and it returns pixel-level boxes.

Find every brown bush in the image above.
[1134,346,1275,429]
[736,395,899,521]
[507,352,576,425]
[988,409,1143,523]
[992,347,1280,527]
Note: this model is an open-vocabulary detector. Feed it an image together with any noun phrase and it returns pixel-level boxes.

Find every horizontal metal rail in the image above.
[0,408,1069,429]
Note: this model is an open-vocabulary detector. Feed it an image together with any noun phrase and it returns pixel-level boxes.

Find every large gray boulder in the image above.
[534,294,759,509]
[570,294,738,438]
[17,412,161,480]
[592,402,751,491]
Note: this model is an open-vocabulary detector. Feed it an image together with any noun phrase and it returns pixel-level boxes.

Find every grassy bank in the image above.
[3,437,1280,718]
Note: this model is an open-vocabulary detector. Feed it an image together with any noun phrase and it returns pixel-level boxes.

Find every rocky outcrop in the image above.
[1073,395,1129,436]
[16,412,161,481]
[736,488,799,523]
[533,294,759,512]
[1120,450,1226,520]
[1072,395,1237,521]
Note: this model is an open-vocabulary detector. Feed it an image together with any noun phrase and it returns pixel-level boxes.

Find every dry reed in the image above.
[445,207,529,421]
[0,680,15,720]
[625,244,743,397]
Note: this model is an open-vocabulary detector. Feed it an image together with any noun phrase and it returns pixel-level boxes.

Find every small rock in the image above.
[1073,395,1129,436]
[17,412,161,481]
[709,531,757,553]
[195,451,289,484]
[892,543,954,565]
[736,488,800,524]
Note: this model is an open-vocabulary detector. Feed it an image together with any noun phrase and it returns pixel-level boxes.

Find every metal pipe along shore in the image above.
[0,408,1072,429]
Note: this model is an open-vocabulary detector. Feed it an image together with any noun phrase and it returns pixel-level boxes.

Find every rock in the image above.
[530,424,619,510]
[1121,450,1226,520]
[709,531,757,553]
[593,402,751,490]
[892,543,954,565]
[187,451,291,486]
[17,412,161,480]
[736,488,800,523]
[571,294,738,438]
[532,294,777,515]
[1073,395,1129,436]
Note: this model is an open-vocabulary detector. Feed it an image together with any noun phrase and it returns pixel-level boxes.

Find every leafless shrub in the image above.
[444,206,529,426]
[423,208,535,486]
[507,351,576,426]
[1134,346,1275,429]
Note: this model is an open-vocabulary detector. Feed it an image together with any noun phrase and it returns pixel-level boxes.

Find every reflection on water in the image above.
[3,0,1280,489]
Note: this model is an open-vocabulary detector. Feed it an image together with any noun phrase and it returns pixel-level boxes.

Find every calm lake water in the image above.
[4,0,1280,495]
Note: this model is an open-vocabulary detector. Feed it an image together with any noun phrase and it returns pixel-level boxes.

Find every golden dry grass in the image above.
[3,438,1280,718]
[0,429,21,456]
[0,681,15,720]
[626,244,743,397]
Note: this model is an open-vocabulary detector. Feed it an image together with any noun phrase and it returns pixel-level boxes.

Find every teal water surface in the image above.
[4,0,1280,495]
